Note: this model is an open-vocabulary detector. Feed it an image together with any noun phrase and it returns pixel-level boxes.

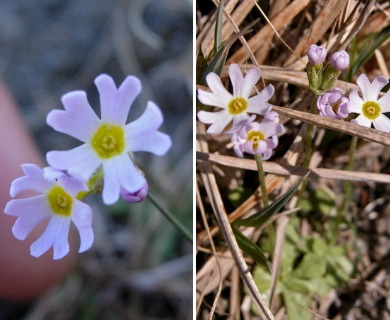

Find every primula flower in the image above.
[197,64,273,134]
[231,118,284,159]
[4,164,93,260]
[317,88,349,119]
[346,73,390,132]
[46,74,172,205]
[307,44,327,65]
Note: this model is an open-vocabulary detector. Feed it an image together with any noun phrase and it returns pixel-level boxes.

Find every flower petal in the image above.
[206,111,233,134]
[197,109,227,124]
[10,164,52,197]
[241,66,261,99]
[372,114,390,132]
[125,101,163,135]
[30,216,70,259]
[378,91,390,112]
[197,89,230,108]
[346,90,364,113]
[205,72,232,102]
[352,115,372,128]
[102,155,146,205]
[95,74,142,125]
[247,84,274,115]
[47,145,101,182]
[127,131,172,155]
[357,74,388,101]
[52,218,71,260]
[71,200,94,252]
[229,64,244,97]
[47,91,100,142]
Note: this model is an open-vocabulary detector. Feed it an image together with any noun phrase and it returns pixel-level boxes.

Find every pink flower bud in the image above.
[330,50,349,71]
[307,44,327,65]
[120,182,149,203]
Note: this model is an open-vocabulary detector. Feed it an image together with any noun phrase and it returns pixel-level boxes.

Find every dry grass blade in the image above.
[271,105,390,146]
[197,152,390,184]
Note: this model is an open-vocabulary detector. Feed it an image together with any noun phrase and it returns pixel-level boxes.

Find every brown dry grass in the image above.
[196,1,390,319]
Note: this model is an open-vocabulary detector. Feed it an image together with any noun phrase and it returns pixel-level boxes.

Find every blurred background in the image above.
[0,0,193,319]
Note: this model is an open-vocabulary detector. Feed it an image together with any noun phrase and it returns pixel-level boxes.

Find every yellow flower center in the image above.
[247,130,265,150]
[362,101,381,120]
[91,123,125,159]
[47,186,73,217]
[227,97,247,115]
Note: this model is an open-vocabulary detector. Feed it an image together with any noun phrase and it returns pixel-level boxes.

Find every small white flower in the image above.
[197,64,273,134]
[4,164,93,260]
[346,73,390,132]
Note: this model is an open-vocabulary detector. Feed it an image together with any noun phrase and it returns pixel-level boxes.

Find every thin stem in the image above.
[255,154,269,207]
[148,192,193,244]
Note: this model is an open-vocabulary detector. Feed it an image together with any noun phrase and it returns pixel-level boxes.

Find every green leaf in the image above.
[235,180,303,227]
[233,226,271,272]
[282,289,312,320]
[292,252,327,279]
[214,0,224,53]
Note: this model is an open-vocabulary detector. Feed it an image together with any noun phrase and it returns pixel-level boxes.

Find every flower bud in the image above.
[120,182,148,203]
[330,50,349,71]
[307,44,327,65]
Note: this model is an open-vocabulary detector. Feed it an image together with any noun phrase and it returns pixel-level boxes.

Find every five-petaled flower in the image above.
[231,118,284,159]
[317,88,349,119]
[197,64,273,134]
[346,73,390,132]
[4,164,94,260]
[46,74,172,205]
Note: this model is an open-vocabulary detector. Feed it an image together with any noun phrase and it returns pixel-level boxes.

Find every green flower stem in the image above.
[332,135,357,242]
[255,154,269,208]
[148,192,193,244]
[255,154,275,250]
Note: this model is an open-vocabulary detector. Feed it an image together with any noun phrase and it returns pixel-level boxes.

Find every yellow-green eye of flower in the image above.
[227,97,247,115]
[91,123,125,159]
[247,130,265,150]
[47,186,73,217]
[362,101,381,120]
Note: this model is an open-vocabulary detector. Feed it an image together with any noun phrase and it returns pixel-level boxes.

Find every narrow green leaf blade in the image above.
[214,0,224,53]
[234,180,303,227]
[233,226,271,271]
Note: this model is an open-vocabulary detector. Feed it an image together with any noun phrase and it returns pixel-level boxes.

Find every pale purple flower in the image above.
[346,73,390,132]
[307,44,327,65]
[231,118,284,159]
[4,164,93,260]
[197,64,273,134]
[330,50,349,71]
[46,74,172,205]
[120,182,148,203]
[317,88,349,119]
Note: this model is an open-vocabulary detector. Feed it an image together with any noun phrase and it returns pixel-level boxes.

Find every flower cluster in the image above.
[4,74,172,259]
[197,64,283,159]
[307,45,390,132]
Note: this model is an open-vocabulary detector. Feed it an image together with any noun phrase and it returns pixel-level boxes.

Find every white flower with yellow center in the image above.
[197,64,273,134]
[46,74,171,205]
[346,73,390,132]
[4,164,93,260]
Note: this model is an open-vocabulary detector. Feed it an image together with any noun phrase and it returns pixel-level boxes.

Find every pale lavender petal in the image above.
[206,111,233,134]
[352,115,371,128]
[71,200,94,252]
[4,195,46,217]
[95,74,142,125]
[356,74,372,100]
[125,101,163,135]
[229,64,244,97]
[378,91,390,112]
[127,131,171,155]
[47,91,100,142]
[47,145,101,181]
[231,113,249,131]
[205,72,232,102]
[197,109,228,124]
[372,114,390,132]
[120,182,148,203]
[197,89,230,108]
[30,216,70,259]
[357,74,387,101]
[52,218,71,260]
[346,90,364,113]
[260,121,284,137]
[241,67,261,99]
[102,155,145,205]
[10,164,52,197]
[247,84,274,114]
